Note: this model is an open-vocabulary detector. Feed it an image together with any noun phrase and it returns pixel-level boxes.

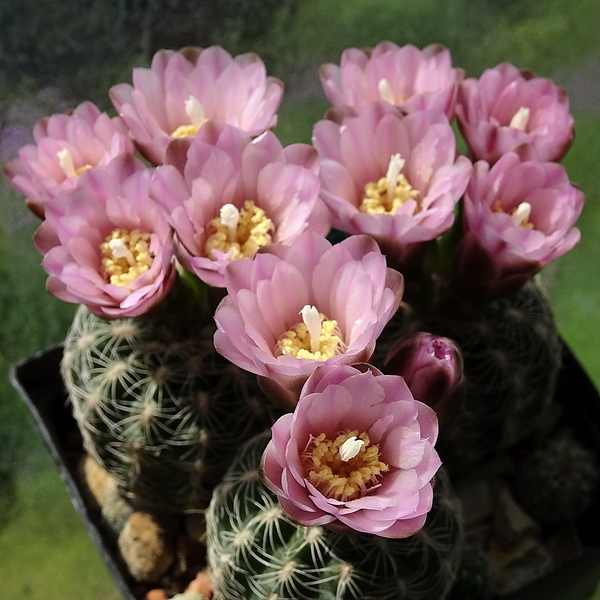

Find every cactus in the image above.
[447,542,492,600]
[512,431,599,523]
[206,431,463,600]
[61,288,279,512]
[388,280,562,467]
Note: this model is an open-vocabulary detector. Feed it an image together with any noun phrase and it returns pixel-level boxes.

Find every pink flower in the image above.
[213,232,404,399]
[455,63,574,164]
[110,46,284,165]
[452,152,584,302]
[150,122,331,287]
[320,42,463,118]
[34,154,176,318]
[3,101,134,218]
[261,363,441,537]
[313,102,472,265]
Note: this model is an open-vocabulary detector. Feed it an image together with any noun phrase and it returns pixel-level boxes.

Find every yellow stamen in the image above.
[100,228,154,286]
[276,305,346,361]
[509,106,530,131]
[171,95,207,138]
[76,164,92,175]
[360,153,420,215]
[304,430,389,502]
[204,200,273,260]
[493,200,534,229]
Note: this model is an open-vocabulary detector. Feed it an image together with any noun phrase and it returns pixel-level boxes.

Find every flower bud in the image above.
[383,332,465,433]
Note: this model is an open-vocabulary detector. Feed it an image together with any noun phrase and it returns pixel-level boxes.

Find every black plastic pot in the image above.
[9,342,600,600]
[10,344,138,600]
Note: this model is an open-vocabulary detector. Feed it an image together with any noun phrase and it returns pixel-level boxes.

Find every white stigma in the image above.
[300,305,322,354]
[220,204,240,241]
[339,436,365,462]
[509,106,530,131]
[386,153,405,201]
[108,238,136,266]
[185,95,206,126]
[57,148,77,179]
[511,202,532,228]
[378,78,396,104]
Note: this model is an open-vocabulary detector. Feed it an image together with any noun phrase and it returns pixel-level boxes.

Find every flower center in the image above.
[204,200,273,260]
[493,200,534,229]
[378,78,400,104]
[304,430,389,502]
[57,149,92,179]
[359,153,420,215]
[171,96,207,138]
[509,106,530,131]
[275,305,345,361]
[101,228,155,286]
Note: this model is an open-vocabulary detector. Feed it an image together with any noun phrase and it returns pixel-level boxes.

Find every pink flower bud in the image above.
[383,332,464,432]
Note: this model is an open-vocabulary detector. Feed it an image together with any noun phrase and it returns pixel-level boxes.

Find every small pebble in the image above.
[186,569,213,597]
[145,590,168,600]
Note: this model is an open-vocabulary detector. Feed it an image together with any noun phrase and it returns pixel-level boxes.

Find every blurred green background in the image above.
[1,0,600,598]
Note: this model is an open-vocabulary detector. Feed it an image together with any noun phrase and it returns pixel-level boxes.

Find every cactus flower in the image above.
[261,363,441,538]
[383,332,465,433]
[3,101,134,218]
[110,46,284,165]
[320,42,463,118]
[313,102,472,266]
[34,154,176,318]
[213,231,404,399]
[455,63,574,164]
[452,152,584,302]
[150,122,330,287]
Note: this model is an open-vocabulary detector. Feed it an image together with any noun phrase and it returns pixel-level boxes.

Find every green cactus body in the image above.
[381,280,561,466]
[435,281,561,464]
[513,432,599,523]
[62,299,278,512]
[206,432,463,600]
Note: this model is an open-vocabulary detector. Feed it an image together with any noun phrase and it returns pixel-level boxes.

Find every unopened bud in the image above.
[384,332,465,432]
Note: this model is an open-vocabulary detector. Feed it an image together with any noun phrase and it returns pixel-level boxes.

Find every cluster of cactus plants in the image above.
[6,39,598,600]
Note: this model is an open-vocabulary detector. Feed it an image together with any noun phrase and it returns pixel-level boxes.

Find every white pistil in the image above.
[300,305,322,354]
[185,95,206,127]
[220,204,240,241]
[378,78,396,104]
[511,202,532,228]
[57,148,77,179]
[109,238,136,266]
[339,436,365,462]
[386,153,405,202]
[509,106,530,131]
